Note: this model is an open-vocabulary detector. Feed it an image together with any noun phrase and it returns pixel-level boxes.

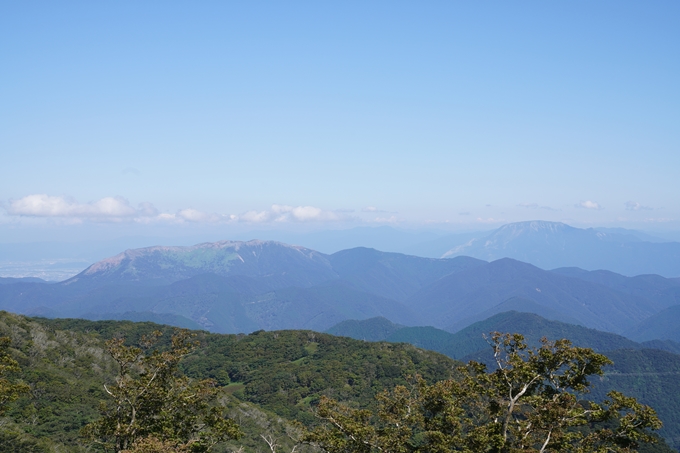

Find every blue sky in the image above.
[1,1,679,242]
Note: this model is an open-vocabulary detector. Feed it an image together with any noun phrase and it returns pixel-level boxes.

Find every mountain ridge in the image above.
[2,238,680,340]
[443,220,680,277]
[67,240,337,287]
[406,257,660,334]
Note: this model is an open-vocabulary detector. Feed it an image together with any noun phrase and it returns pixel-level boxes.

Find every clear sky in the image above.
[1,1,679,242]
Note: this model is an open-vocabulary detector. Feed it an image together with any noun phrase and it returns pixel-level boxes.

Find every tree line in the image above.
[0,324,668,453]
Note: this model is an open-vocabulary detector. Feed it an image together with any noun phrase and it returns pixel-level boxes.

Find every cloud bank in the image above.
[3,195,353,225]
[6,194,157,220]
[235,204,346,223]
[6,194,654,229]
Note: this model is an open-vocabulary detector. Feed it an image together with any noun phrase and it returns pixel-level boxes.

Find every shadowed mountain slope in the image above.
[328,247,485,301]
[324,315,404,341]
[326,312,642,360]
[625,305,680,343]
[552,267,680,308]
[406,258,660,334]
[6,273,419,334]
[3,239,680,339]
[449,311,641,360]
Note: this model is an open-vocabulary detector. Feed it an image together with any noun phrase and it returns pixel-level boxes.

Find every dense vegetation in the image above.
[0,312,456,452]
[328,312,680,449]
[305,334,666,453]
[0,311,677,451]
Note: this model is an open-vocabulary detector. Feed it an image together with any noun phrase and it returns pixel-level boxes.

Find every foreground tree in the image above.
[82,330,241,453]
[304,333,663,453]
[0,336,29,414]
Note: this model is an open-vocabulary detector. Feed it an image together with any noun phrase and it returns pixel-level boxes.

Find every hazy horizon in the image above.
[2,2,679,250]
[3,220,680,281]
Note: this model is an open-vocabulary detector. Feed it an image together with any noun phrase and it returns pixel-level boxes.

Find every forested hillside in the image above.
[1,310,677,451]
[327,312,680,449]
[0,312,455,452]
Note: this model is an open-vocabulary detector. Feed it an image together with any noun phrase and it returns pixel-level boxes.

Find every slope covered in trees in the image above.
[0,309,678,450]
[326,312,680,448]
[0,312,456,452]
[305,333,670,453]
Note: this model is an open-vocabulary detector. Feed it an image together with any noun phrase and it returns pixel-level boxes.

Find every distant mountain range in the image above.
[0,234,679,340]
[443,221,680,277]
[0,276,46,284]
[3,221,679,280]
[407,257,680,334]
[326,312,680,361]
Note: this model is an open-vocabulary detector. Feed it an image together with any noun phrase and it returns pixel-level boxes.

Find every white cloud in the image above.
[239,210,273,223]
[156,213,177,222]
[233,205,348,223]
[3,197,370,226]
[6,194,149,219]
[576,200,603,210]
[290,206,326,221]
[160,204,348,225]
[177,209,222,223]
[625,201,652,211]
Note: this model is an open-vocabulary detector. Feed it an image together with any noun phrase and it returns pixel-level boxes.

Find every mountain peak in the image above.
[494,220,574,235]
[68,239,335,286]
[82,240,306,276]
[442,221,575,258]
[441,220,680,276]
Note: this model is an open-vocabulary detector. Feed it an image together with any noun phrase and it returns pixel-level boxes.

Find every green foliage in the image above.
[81,329,241,453]
[0,313,455,451]
[0,428,50,453]
[327,312,680,450]
[0,335,29,413]
[590,348,680,450]
[0,312,674,452]
[304,333,663,453]
[182,329,457,422]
